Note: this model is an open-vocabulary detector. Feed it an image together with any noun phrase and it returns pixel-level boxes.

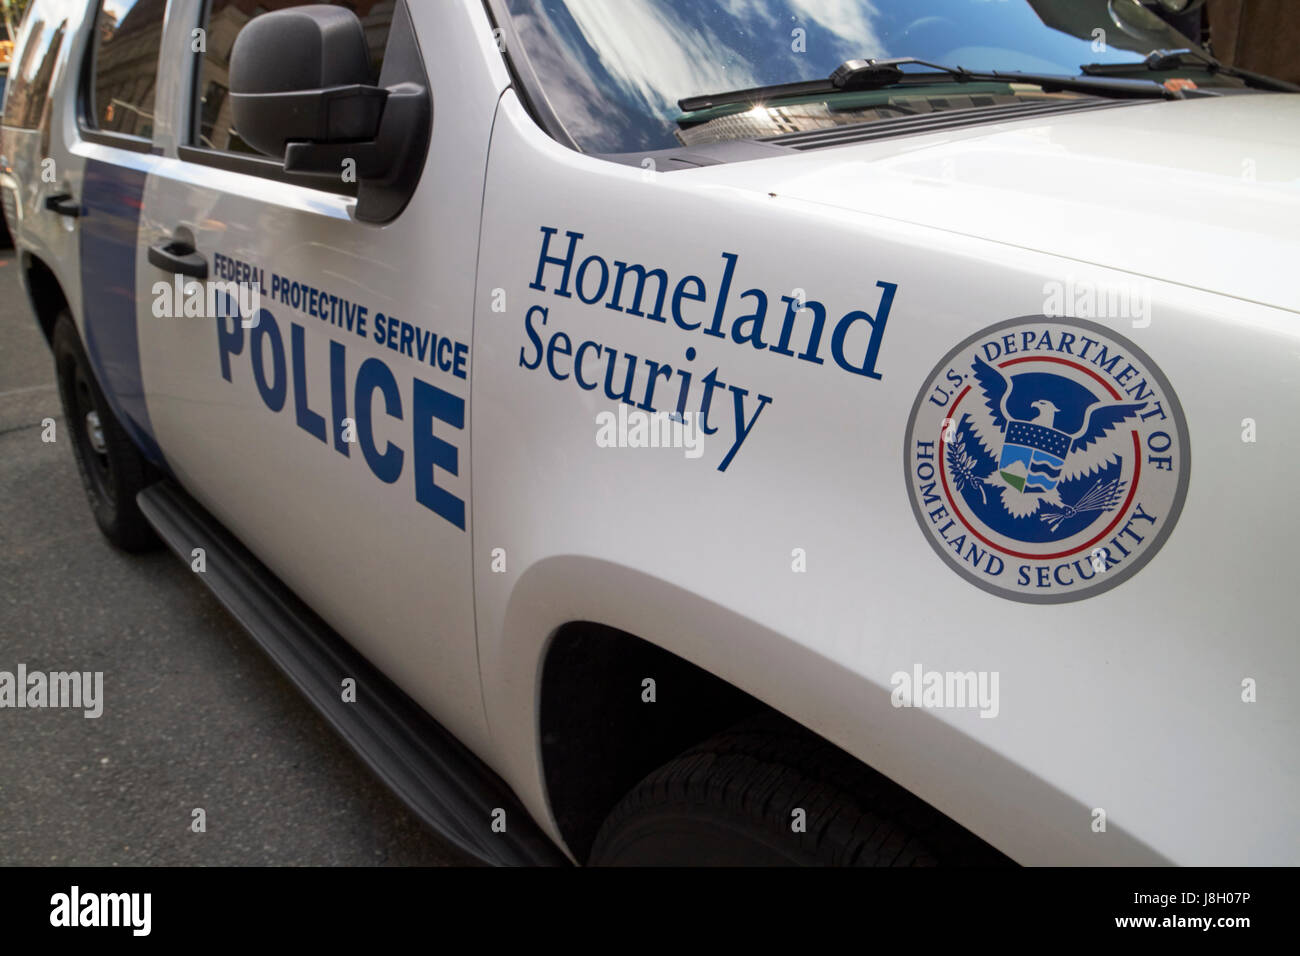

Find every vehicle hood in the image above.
[690,94,1300,312]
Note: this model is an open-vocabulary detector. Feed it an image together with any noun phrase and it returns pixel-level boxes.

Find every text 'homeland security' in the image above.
[518,227,899,471]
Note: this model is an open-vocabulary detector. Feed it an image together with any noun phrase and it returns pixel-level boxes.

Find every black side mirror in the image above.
[229,1,431,223]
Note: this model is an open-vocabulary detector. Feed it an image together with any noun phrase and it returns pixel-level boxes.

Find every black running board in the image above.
[137,481,567,866]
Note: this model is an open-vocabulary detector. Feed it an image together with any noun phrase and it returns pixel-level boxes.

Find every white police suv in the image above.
[3,0,1297,865]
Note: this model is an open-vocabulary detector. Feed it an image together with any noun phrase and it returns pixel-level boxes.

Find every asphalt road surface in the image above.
[0,246,475,865]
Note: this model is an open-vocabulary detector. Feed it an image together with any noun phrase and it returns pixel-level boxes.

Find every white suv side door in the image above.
[135,0,510,754]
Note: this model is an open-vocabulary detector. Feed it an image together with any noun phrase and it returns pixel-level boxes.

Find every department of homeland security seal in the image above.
[904,316,1189,603]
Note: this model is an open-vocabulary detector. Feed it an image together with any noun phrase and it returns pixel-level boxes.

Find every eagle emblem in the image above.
[906,317,1189,603]
[957,355,1146,521]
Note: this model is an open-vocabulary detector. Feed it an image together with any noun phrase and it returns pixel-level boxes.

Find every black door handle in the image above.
[148,240,208,280]
[44,193,80,218]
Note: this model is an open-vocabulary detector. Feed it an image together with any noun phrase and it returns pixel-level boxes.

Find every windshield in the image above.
[500,0,1203,153]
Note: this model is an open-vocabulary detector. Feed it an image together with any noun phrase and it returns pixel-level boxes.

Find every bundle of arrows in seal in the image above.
[1037,477,1128,532]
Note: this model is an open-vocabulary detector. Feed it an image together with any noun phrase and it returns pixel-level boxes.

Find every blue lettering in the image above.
[355,358,403,483]
[291,323,326,443]
[250,309,286,411]
[412,378,465,530]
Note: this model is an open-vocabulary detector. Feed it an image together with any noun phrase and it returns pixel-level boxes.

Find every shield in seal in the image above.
[998,420,1068,494]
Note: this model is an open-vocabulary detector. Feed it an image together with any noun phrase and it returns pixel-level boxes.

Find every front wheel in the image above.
[589,714,1010,866]
[52,314,160,552]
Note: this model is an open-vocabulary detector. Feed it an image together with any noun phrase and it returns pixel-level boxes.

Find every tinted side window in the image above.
[195,0,393,154]
[89,0,167,139]
[3,15,68,131]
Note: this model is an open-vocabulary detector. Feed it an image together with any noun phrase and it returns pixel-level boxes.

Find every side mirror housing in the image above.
[229,6,381,156]
[228,2,431,223]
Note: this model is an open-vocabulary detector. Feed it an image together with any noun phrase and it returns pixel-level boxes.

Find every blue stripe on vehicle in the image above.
[79,157,166,467]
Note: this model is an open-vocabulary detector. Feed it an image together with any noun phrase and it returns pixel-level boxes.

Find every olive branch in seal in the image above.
[946,433,992,507]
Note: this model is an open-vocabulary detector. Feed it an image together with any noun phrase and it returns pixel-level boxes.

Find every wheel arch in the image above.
[537,620,765,862]
[21,250,71,347]
[485,554,1170,865]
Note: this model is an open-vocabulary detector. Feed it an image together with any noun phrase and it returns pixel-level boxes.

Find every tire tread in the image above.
[590,712,1010,866]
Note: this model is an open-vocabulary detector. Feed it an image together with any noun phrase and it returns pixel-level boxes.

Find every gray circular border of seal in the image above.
[902,315,1192,605]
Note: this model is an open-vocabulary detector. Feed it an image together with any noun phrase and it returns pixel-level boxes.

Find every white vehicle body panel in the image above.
[702,93,1300,312]
[3,0,1296,866]
[472,92,1299,865]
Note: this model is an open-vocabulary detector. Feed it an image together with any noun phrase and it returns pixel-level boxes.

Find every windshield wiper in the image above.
[677,57,1178,114]
[1081,48,1300,93]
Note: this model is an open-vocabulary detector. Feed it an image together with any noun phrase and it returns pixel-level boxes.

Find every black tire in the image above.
[589,713,1011,866]
[52,314,161,552]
